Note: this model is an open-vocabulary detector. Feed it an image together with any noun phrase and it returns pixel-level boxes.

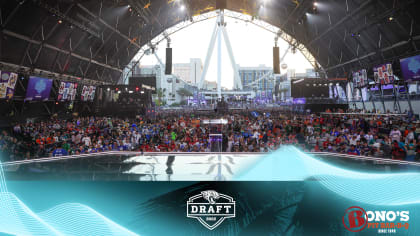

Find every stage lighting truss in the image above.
[122,9,323,84]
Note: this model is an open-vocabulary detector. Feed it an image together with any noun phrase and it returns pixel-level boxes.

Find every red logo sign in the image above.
[342,206,368,232]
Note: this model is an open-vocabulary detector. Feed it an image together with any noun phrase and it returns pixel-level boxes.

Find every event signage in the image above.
[25,76,53,101]
[400,54,420,81]
[0,71,18,99]
[57,82,78,101]
[81,85,96,101]
[373,63,394,85]
[352,69,367,88]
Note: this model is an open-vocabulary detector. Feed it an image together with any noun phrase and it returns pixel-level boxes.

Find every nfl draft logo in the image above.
[187,190,236,230]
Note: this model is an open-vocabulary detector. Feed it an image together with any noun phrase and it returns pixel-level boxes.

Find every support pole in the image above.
[359,88,366,111]
[221,26,243,90]
[405,82,414,114]
[379,85,387,112]
[392,83,402,113]
[369,88,377,112]
[280,44,292,64]
[217,24,222,100]
[198,18,219,90]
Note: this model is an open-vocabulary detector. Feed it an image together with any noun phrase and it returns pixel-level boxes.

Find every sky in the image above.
[140,14,313,89]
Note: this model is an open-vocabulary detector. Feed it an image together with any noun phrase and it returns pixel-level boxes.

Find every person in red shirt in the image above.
[46,136,54,145]
[36,136,45,145]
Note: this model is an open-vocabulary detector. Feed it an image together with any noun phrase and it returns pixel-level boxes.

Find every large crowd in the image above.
[1,110,419,162]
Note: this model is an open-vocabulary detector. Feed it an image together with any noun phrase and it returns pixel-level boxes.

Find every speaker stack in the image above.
[273,46,280,74]
[165,48,172,75]
[216,0,227,10]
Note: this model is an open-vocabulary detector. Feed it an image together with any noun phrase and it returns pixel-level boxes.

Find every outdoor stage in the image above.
[2,146,419,181]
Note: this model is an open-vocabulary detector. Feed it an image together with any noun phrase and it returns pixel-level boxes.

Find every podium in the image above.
[203,119,227,153]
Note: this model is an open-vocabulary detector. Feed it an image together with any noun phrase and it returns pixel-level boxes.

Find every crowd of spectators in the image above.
[0,109,419,162]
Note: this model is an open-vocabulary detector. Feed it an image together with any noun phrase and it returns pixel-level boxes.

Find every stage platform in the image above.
[2,147,419,181]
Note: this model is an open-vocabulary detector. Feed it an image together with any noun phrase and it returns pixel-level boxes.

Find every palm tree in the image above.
[177,88,193,102]
[156,88,166,106]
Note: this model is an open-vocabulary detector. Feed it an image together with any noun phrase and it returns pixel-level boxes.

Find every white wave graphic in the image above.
[235,146,420,205]
[0,162,138,236]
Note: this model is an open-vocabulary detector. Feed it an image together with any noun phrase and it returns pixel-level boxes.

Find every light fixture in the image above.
[58,20,63,24]
[180,5,185,11]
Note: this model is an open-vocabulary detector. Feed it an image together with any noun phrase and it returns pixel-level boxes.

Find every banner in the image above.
[25,76,53,101]
[81,85,96,101]
[370,84,394,91]
[57,82,78,101]
[0,71,18,99]
[373,63,394,85]
[400,54,420,81]
[293,97,306,104]
[352,69,367,88]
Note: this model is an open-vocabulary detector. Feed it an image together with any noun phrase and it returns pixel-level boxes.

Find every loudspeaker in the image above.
[165,48,172,75]
[216,0,227,10]
[273,46,280,74]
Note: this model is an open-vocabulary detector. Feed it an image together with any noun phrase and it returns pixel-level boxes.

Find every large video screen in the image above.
[81,85,96,101]
[373,63,394,85]
[57,82,78,101]
[25,76,53,101]
[400,54,420,82]
[293,98,306,104]
[352,69,367,88]
[0,71,18,100]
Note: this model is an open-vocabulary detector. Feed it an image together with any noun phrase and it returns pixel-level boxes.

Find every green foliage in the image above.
[177,88,193,97]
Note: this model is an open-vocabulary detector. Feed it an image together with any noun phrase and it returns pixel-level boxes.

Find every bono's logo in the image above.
[187,190,235,230]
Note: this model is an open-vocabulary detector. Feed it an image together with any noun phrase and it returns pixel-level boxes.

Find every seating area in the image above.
[0,108,418,163]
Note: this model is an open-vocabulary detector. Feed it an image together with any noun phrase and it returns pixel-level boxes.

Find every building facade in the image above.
[239,65,274,92]
[189,58,203,85]
[173,58,203,85]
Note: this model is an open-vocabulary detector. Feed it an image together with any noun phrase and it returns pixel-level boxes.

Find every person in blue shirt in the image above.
[131,123,137,132]
[52,146,68,157]
[111,142,119,150]
[77,146,85,154]
[347,145,360,155]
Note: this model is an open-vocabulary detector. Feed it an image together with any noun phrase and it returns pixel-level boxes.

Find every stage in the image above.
[2,146,419,181]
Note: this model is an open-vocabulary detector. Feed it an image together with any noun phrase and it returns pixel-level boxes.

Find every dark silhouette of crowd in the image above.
[1,109,419,162]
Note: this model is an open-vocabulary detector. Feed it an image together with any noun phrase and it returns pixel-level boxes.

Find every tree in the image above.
[177,88,193,98]
[156,88,167,106]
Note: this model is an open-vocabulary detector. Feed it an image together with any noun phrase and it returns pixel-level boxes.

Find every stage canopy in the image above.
[1,0,419,84]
